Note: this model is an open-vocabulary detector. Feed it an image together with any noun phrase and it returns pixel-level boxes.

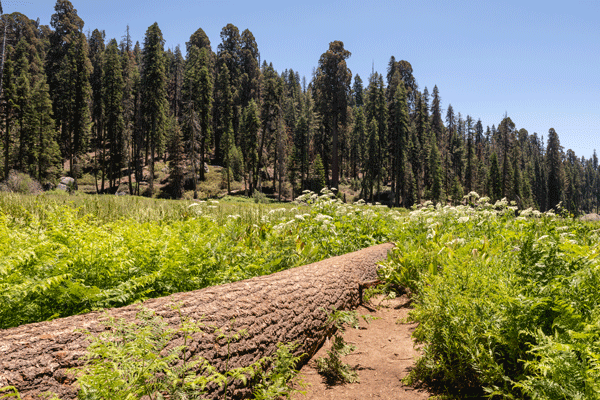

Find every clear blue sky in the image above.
[7,0,600,159]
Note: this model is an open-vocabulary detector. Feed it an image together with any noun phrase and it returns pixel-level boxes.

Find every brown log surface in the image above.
[0,243,394,399]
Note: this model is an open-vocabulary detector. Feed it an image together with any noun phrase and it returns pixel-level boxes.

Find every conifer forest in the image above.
[1,0,598,215]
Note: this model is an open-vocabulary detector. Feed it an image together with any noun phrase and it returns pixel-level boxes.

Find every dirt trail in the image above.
[293,295,431,400]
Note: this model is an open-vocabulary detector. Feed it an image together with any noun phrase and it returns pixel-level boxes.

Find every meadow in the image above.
[2,190,600,399]
[0,190,393,329]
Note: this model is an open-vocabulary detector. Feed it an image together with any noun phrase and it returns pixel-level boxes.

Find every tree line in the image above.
[1,0,598,214]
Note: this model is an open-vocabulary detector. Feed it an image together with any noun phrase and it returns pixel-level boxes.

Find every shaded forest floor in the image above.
[293,295,433,400]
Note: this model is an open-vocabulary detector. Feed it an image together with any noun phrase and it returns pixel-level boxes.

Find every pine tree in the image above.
[352,74,364,107]
[103,39,125,190]
[429,139,444,204]
[350,106,365,181]
[184,43,212,197]
[14,40,32,173]
[214,58,234,166]
[216,24,242,141]
[364,118,380,202]
[276,115,287,201]
[416,91,432,193]
[240,99,260,194]
[311,154,326,193]
[141,22,167,196]
[546,128,563,210]
[47,0,91,186]
[239,28,260,108]
[465,115,475,193]
[30,63,60,183]
[499,116,515,198]
[71,32,92,187]
[167,45,184,121]
[488,151,502,202]
[88,28,105,192]
[364,72,387,197]
[389,75,410,206]
[314,41,352,189]
[289,91,313,194]
[282,68,301,134]
[120,25,138,195]
[2,47,16,179]
[430,85,444,143]
[444,104,455,197]
[214,60,234,193]
[187,27,212,54]
[403,151,417,208]
[259,63,283,192]
[167,117,185,199]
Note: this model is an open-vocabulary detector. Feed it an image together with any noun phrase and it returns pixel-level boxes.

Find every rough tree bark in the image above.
[0,243,394,399]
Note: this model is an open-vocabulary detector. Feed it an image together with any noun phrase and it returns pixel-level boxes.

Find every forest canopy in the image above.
[0,0,598,214]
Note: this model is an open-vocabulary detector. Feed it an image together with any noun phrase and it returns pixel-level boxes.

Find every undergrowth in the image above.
[315,307,374,384]
[380,196,600,399]
[0,189,398,329]
[24,304,306,400]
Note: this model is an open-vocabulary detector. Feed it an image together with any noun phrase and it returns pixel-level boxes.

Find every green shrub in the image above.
[386,198,600,399]
[315,308,373,384]
[0,171,43,194]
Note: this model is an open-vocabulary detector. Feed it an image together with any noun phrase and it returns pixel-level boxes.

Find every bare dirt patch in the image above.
[293,294,431,400]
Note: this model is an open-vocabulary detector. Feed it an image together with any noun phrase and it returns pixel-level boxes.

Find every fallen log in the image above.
[0,243,394,399]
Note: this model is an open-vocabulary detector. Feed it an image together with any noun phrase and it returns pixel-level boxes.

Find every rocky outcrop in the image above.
[0,243,394,399]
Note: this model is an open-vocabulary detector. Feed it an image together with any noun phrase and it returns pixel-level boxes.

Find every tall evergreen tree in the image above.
[239,28,260,107]
[47,0,91,185]
[120,25,139,195]
[430,85,444,143]
[141,22,167,196]
[88,28,105,191]
[215,60,234,194]
[167,117,184,198]
[465,115,475,193]
[240,99,260,195]
[2,47,16,179]
[313,40,351,189]
[184,42,212,194]
[363,118,380,201]
[388,74,410,206]
[259,63,283,192]
[103,39,124,190]
[444,104,455,196]
[14,39,32,172]
[499,116,515,198]
[68,31,92,186]
[546,128,563,210]
[365,71,387,196]
[30,56,60,183]
[429,139,444,204]
[352,74,364,107]
[167,45,184,121]
[488,151,502,202]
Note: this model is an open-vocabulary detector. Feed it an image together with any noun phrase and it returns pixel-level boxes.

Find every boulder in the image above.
[580,213,600,221]
[59,177,75,186]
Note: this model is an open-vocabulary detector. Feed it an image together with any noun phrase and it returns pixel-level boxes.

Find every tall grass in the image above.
[0,190,396,329]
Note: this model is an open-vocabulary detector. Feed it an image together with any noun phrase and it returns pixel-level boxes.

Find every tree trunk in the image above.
[332,119,339,189]
[0,244,393,400]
